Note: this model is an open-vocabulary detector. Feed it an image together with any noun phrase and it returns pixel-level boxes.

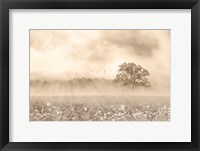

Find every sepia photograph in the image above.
[30,30,170,121]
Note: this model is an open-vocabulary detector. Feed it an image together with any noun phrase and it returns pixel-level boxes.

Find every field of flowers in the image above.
[30,96,170,121]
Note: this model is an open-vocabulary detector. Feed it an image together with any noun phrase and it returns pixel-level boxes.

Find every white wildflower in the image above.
[120,105,125,111]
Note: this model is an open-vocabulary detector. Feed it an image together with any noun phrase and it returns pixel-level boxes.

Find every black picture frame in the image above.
[0,0,200,151]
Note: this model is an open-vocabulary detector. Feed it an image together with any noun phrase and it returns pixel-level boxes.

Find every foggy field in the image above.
[30,30,170,121]
[30,96,170,121]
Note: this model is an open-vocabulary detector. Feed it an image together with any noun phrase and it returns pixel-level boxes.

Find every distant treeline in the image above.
[30,77,114,89]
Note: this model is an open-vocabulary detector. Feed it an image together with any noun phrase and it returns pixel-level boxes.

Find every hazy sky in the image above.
[30,30,170,94]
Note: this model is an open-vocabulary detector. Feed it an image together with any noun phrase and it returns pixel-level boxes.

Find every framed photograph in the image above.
[0,0,199,150]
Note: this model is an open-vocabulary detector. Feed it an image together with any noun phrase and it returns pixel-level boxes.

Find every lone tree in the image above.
[113,62,150,91]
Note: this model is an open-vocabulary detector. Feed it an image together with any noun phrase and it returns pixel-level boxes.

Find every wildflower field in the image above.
[30,96,170,121]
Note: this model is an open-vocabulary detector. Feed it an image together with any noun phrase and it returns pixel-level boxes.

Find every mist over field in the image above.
[30,30,170,121]
[30,78,168,96]
[30,30,170,96]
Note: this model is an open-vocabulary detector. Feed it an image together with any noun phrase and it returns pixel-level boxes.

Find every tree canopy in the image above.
[113,62,150,91]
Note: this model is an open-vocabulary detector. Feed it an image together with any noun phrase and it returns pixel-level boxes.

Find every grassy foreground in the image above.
[30,96,170,121]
